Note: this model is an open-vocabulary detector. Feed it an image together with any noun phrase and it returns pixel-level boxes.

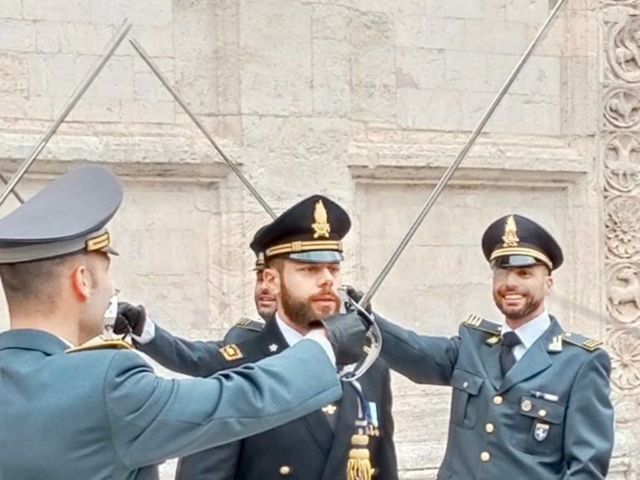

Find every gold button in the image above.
[493,395,503,405]
[480,451,491,462]
[521,399,532,412]
[485,422,495,433]
[539,409,547,417]
[279,466,292,476]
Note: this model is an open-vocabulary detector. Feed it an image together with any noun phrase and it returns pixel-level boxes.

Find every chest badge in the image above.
[269,343,279,353]
[534,422,550,442]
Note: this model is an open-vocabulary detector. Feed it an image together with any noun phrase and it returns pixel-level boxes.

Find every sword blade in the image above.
[0,20,132,208]
[358,0,568,307]
[0,172,24,204]
[128,38,277,220]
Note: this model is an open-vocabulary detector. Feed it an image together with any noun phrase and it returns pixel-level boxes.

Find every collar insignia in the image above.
[312,200,331,239]
[502,215,520,247]
[547,335,563,353]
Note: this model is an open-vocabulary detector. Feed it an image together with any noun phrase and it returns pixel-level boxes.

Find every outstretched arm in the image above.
[376,314,459,385]
[106,338,342,470]
[137,323,227,378]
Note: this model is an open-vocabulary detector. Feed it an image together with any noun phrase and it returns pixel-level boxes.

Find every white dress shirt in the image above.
[275,313,336,366]
[501,310,551,361]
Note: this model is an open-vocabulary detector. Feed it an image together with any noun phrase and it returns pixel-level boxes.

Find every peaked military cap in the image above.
[481,214,563,271]
[0,166,122,264]
[250,195,351,264]
[251,225,268,271]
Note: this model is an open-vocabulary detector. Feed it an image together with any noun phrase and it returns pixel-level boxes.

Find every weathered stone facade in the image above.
[0,0,636,478]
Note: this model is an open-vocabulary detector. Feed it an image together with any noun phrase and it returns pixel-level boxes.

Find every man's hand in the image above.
[316,311,369,365]
[113,302,147,337]
[344,285,372,314]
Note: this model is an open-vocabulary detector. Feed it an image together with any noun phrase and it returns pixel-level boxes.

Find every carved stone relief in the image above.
[607,262,640,323]
[604,134,640,192]
[608,14,640,83]
[605,196,640,258]
[603,3,640,476]
[603,88,640,128]
[608,327,640,390]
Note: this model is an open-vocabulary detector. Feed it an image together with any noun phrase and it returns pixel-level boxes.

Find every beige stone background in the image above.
[0,0,638,478]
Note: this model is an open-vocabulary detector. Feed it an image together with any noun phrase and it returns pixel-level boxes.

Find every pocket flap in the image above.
[519,395,566,424]
[451,369,485,395]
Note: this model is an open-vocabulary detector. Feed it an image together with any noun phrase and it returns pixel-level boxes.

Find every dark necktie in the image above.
[500,331,522,376]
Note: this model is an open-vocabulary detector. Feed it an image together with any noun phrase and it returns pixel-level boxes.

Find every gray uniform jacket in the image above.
[0,329,341,480]
[377,315,614,480]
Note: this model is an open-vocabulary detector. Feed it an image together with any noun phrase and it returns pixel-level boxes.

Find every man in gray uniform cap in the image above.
[0,165,368,480]
[373,214,614,479]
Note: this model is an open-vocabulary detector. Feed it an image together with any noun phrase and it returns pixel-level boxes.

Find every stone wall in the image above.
[0,0,635,478]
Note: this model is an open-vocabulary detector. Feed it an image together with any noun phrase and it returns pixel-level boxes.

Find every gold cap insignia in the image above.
[220,344,243,361]
[502,215,519,248]
[312,200,331,239]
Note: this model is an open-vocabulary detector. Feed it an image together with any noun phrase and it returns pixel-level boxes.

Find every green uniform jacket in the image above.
[377,315,614,480]
[0,329,341,479]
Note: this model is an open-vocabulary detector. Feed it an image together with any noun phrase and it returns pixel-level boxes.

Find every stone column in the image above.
[602,1,640,478]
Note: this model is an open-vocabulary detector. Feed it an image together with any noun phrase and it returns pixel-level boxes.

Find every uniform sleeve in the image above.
[376,314,460,385]
[137,325,227,377]
[104,339,342,469]
[175,441,241,480]
[562,349,614,479]
[223,325,261,344]
[374,364,399,480]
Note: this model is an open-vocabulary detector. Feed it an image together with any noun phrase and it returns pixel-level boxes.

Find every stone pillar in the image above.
[602,1,640,477]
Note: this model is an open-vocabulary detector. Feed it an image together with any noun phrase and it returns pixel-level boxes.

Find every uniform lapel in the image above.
[320,382,359,480]
[481,340,503,391]
[258,319,289,358]
[497,320,562,394]
[264,319,335,453]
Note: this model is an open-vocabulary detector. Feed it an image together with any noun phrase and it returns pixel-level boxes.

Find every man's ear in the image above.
[545,273,554,296]
[262,267,281,297]
[70,263,93,301]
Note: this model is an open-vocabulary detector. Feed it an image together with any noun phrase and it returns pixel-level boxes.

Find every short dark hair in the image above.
[0,255,73,307]
[265,256,285,273]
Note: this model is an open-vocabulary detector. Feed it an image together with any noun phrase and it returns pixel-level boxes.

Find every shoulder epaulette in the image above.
[219,344,244,362]
[462,314,502,335]
[234,318,265,332]
[562,332,603,352]
[65,337,131,354]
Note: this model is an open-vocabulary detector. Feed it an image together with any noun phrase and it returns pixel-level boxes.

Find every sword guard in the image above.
[339,296,382,382]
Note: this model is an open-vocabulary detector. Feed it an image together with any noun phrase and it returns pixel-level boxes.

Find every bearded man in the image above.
[373,214,614,479]
[173,194,398,480]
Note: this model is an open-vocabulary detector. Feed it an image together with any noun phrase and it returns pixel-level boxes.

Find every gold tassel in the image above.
[347,433,373,480]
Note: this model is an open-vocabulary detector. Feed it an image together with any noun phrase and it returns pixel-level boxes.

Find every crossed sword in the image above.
[0,0,568,380]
